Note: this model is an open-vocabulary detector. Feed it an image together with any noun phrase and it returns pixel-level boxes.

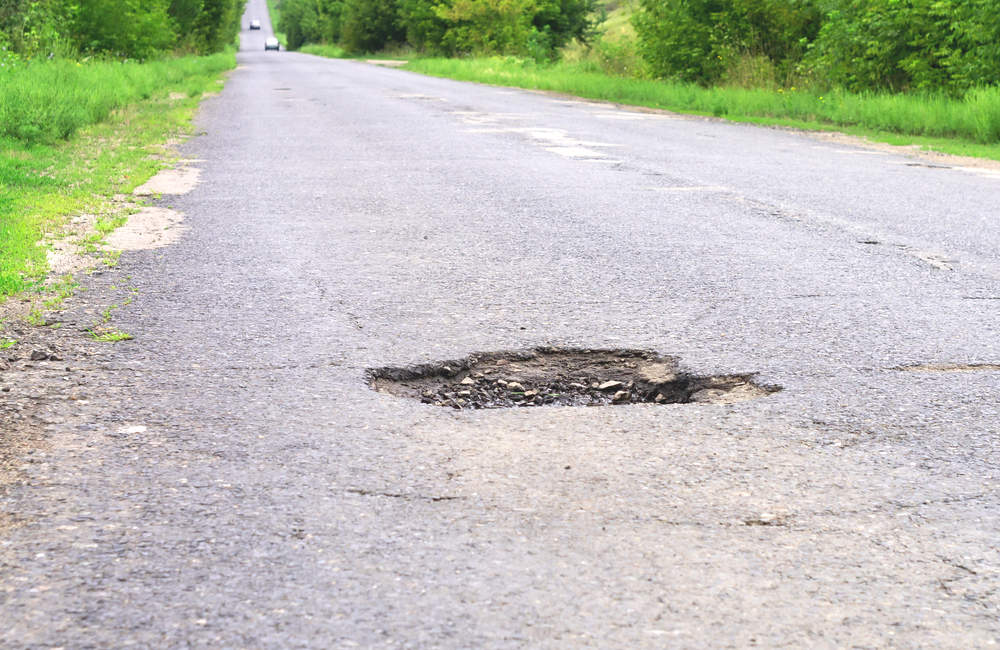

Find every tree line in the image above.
[277,0,601,59]
[635,0,1000,94]
[0,0,245,60]
[276,0,1000,95]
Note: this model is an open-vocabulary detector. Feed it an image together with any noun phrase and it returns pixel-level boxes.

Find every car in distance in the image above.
[250,19,261,30]
[264,37,280,51]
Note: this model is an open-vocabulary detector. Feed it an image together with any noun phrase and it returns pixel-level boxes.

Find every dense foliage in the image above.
[632,0,1000,94]
[0,0,244,60]
[633,0,820,86]
[803,0,1000,94]
[277,0,601,57]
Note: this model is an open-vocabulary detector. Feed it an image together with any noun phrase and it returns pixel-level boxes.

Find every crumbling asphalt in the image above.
[2,0,999,645]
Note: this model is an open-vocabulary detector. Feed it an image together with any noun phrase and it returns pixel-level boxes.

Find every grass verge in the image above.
[299,44,349,58]
[401,56,1000,160]
[0,52,235,300]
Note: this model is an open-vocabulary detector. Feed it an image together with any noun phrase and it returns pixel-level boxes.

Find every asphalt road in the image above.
[2,0,999,646]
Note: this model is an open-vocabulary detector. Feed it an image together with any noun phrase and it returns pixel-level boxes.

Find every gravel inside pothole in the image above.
[369,348,779,409]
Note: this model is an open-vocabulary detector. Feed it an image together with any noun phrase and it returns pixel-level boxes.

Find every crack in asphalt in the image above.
[346,488,464,502]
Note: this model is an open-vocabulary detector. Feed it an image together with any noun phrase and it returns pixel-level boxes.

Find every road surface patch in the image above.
[132,162,201,196]
[895,363,1000,372]
[369,348,778,409]
[105,207,187,251]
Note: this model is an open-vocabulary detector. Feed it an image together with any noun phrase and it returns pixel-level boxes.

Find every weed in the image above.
[95,215,128,235]
[25,309,46,326]
[40,275,78,311]
[88,329,133,342]
[101,251,122,268]
[0,338,16,349]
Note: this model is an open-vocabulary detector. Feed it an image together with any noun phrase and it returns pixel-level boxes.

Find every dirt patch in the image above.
[367,59,408,68]
[105,207,186,251]
[370,348,779,409]
[133,163,201,196]
[43,214,99,276]
[805,131,1000,171]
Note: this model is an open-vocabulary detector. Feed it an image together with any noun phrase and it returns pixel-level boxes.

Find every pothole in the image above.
[369,348,779,409]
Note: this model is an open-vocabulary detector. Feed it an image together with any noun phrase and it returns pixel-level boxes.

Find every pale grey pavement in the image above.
[2,0,999,646]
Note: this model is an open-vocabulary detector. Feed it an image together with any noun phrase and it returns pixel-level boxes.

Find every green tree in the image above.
[73,0,177,58]
[804,0,1000,93]
[432,0,537,55]
[632,0,722,83]
[633,0,820,84]
[0,0,74,57]
[340,0,403,52]
[279,0,345,50]
[531,0,602,51]
[397,0,447,51]
[192,0,242,54]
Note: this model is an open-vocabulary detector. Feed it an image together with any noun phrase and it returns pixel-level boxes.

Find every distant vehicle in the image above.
[264,37,280,51]
[250,19,261,30]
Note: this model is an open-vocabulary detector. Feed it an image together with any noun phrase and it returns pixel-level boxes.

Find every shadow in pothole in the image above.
[369,347,780,409]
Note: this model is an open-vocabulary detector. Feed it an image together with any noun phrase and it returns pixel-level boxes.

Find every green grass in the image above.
[0,52,235,300]
[1,54,234,145]
[402,56,1000,159]
[300,44,349,58]
[88,328,133,342]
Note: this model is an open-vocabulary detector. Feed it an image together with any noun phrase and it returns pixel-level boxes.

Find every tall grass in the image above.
[405,57,1000,145]
[1,52,235,298]
[0,53,234,145]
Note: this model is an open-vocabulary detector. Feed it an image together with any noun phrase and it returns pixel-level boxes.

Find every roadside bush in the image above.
[0,0,73,58]
[278,0,345,50]
[633,0,820,85]
[803,0,1000,94]
[397,0,448,52]
[532,0,602,51]
[339,0,405,53]
[73,0,177,59]
[432,0,538,55]
[188,0,245,55]
[632,0,718,83]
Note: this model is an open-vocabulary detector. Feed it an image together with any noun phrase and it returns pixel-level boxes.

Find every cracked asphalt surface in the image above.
[2,0,1000,646]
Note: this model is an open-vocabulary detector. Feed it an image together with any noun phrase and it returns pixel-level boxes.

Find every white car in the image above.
[249,19,261,30]
[264,37,279,51]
